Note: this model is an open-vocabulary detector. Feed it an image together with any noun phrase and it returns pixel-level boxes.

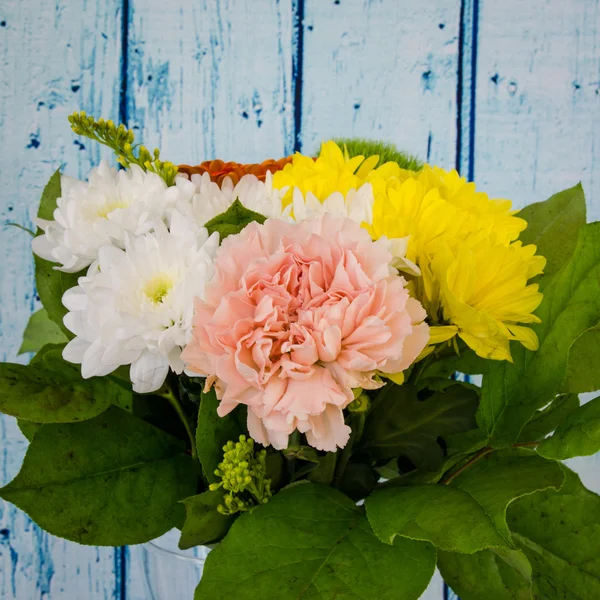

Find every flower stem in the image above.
[160,387,197,460]
[441,440,541,486]
[441,447,492,485]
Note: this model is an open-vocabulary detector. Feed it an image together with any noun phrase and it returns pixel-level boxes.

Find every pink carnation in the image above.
[182,214,429,452]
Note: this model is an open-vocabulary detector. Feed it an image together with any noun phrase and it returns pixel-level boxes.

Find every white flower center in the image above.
[96,199,129,219]
[144,273,174,304]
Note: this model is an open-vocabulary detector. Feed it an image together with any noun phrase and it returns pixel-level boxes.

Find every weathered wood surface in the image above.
[1,0,599,598]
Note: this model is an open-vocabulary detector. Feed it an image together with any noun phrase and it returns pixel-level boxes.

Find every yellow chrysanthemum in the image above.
[272,140,396,205]
[369,165,546,361]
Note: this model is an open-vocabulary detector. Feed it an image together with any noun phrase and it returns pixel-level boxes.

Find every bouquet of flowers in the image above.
[2,112,599,600]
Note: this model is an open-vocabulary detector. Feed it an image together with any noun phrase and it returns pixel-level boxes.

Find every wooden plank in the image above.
[299,0,462,169]
[473,0,600,509]
[0,1,123,598]
[474,0,600,218]
[122,1,295,596]
[125,0,295,167]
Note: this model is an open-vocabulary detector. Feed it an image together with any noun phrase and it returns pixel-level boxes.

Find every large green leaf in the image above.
[196,483,436,600]
[0,346,130,423]
[361,383,478,469]
[518,183,586,285]
[563,326,600,393]
[37,168,62,221]
[365,484,509,553]
[179,490,234,549]
[34,171,82,336]
[196,388,246,483]
[507,467,600,599]
[0,406,199,545]
[204,199,266,240]
[479,223,600,447]
[517,394,580,443]
[438,547,533,600]
[35,255,80,337]
[449,448,565,542]
[18,308,67,355]
[537,396,600,459]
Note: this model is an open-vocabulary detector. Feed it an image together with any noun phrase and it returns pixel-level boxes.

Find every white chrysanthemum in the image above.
[187,171,290,225]
[289,183,374,225]
[32,161,197,273]
[187,171,375,227]
[61,212,219,393]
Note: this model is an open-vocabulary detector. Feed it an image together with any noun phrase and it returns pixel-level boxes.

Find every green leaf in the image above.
[34,170,82,336]
[18,309,68,355]
[37,168,62,221]
[518,183,586,286]
[365,484,509,554]
[34,255,80,337]
[196,387,246,483]
[306,452,337,485]
[563,325,600,393]
[518,394,580,443]
[537,396,600,459]
[0,406,200,545]
[507,467,600,599]
[179,490,235,549]
[438,547,533,600]
[449,448,565,542]
[479,223,600,447]
[0,346,130,423]
[203,199,266,240]
[17,419,41,442]
[196,483,436,600]
[361,383,478,469]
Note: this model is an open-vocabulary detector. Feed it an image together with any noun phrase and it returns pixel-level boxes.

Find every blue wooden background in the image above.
[1,0,600,598]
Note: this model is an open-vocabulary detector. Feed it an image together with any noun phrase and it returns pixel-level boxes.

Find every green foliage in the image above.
[0,406,200,545]
[35,256,80,337]
[0,345,130,423]
[438,548,533,600]
[330,138,424,171]
[365,484,509,553]
[196,483,436,600]
[448,448,565,542]
[517,394,580,442]
[361,383,479,469]
[37,168,62,221]
[195,387,246,483]
[563,325,600,393]
[479,222,600,447]
[68,111,179,185]
[209,435,272,515]
[19,308,68,355]
[507,467,600,598]
[203,199,267,239]
[34,171,81,336]
[518,183,586,286]
[179,490,235,549]
[537,396,600,459]
[17,419,41,442]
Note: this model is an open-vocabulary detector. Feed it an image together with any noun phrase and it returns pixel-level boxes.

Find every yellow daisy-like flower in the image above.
[272,140,391,205]
[272,140,545,362]
[369,166,546,361]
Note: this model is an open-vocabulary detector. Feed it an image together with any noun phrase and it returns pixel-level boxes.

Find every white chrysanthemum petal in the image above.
[131,351,170,394]
[62,338,90,365]
[32,161,196,272]
[61,214,218,393]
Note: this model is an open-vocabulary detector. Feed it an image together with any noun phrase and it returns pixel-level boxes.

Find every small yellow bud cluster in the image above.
[209,435,272,515]
[68,111,179,186]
